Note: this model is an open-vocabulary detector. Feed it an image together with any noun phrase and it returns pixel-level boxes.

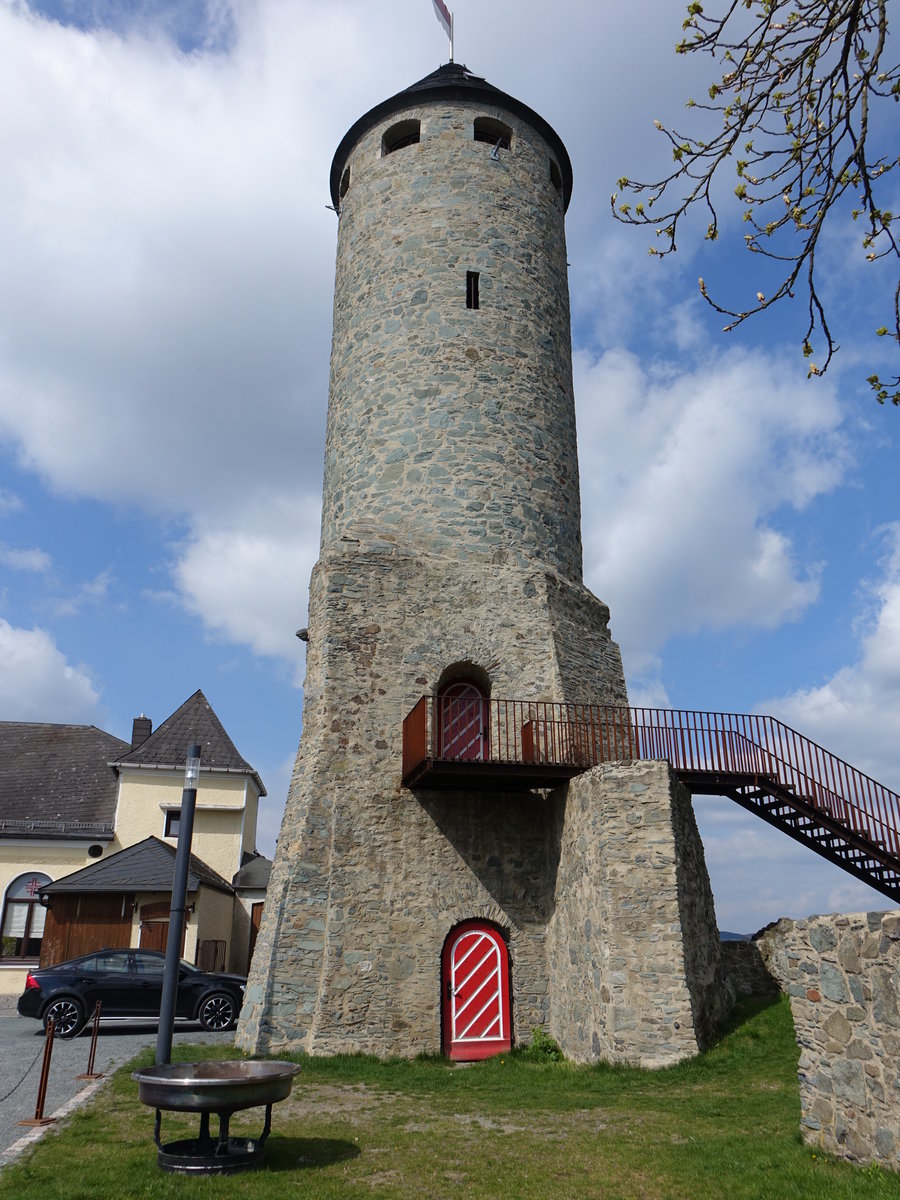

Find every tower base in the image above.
[238,751,729,1066]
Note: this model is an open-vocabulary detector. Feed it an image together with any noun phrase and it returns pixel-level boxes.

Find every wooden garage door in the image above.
[40,894,133,966]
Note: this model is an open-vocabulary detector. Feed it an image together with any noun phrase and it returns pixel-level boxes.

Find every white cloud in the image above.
[0,0,848,681]
[575,346,847,684]
[759,523,900,787]
[0,617,100,721]
[0,542,51,571]
[692,796,890,931]
[0,488,22,516]
[52,567,115,616]
[172,492,319,675]
[0,2,333,518]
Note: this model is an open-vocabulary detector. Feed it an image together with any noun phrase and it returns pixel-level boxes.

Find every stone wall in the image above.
[322,98,582,582]
[237,542,626,1057]
[238,73,727,1070]
[720,938,780,999]
[547,760,730,1066]
[753,911,900,1171]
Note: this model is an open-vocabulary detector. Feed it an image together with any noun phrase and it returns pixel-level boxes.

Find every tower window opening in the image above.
[474,117,512,151]
[549,159,563,193]
[466,271,480,310]
[382,120,421,155]
[339,167,351,198]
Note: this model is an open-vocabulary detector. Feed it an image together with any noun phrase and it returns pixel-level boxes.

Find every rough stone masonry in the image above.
[236,63,728,1064]
[756,912,900,1172]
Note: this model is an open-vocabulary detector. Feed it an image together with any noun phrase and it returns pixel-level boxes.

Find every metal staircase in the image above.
[401,697,900,902]
[629,708,900,904]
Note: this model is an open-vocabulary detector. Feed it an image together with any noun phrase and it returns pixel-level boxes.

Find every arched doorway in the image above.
[438,680,488,761]
[441,920,512,1060]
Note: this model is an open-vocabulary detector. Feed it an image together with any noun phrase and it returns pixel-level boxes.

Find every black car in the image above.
[17,948,246,1038]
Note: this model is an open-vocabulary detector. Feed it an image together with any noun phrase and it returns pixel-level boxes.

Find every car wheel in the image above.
[198,992,237,1032]
[43,997,85,1038]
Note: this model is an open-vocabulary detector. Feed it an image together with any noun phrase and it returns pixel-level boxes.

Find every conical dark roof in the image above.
[330,62,572,210]
[114,690,266,795]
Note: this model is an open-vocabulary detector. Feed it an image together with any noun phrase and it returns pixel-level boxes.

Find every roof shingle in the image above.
[114,690,265,795]
[0,723,129,839]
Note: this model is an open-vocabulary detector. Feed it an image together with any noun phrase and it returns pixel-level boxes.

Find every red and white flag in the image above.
[432,0,452,40]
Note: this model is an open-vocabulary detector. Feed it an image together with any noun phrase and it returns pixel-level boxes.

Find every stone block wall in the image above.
[237,542,626,1057]
[720,938,780,999]
[236,542,725,1067]
[547,760,731,1067]
[322,99,582,582]
[753,911,900,1171]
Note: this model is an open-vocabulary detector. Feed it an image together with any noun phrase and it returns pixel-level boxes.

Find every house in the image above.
[0,690,269,995]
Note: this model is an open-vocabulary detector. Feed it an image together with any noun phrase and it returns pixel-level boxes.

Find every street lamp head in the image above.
[184,744,202,789]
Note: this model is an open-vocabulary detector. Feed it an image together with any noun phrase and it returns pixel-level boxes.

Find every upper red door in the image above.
[442,920,512,1061]
[439,681,488,761]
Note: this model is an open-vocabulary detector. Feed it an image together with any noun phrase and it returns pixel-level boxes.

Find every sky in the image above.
[0,0,898,933]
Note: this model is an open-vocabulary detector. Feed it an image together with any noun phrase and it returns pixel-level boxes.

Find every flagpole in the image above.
[450,12,454,62]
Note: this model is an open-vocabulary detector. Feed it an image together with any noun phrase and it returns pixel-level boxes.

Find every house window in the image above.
[1,872,51,961]
[473,117,512,151]
[466,271,480,310]
[382,119,420,155]
[165,810,181,838]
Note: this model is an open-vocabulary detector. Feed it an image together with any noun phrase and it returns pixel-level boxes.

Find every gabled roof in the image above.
[232,852,272,890]
[0,723,128,841]
[41,836,234,896]
[114,690,266,795]
[330,61,573,211]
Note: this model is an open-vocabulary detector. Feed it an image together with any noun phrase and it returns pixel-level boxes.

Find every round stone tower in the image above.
[237,64,726,1065]
[322,63,581,581]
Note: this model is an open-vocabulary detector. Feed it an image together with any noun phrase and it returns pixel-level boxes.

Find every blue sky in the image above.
[0,0,897,932]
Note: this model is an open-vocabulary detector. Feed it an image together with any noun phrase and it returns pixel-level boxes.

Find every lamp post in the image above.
[155,743,201,1066]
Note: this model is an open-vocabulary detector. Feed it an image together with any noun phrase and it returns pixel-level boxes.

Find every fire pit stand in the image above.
[133,1060,301,1175]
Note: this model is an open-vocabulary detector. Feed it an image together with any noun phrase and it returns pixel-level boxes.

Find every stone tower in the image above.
[237,64,728,1065]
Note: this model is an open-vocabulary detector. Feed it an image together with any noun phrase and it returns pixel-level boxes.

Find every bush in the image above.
[519,1027,564,1062]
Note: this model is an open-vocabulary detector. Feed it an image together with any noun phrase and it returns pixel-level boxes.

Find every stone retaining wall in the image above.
[547,760,730,1066]
[720,939,779,999]
[748,911,900,1171]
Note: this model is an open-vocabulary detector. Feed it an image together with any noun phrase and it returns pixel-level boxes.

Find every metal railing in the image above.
[402,698,900,859]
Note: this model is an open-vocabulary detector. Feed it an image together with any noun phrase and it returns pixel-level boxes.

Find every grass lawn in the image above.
[1,996,898,1200]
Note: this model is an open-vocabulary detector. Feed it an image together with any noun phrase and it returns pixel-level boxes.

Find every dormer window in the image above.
[474,117,512,151]
[382,120,421,155]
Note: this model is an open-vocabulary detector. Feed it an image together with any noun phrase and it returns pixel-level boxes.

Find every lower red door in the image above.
[442,921,512,1061]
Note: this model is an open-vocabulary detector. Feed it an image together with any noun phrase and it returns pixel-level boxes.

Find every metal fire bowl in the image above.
[132,1060,301,1113]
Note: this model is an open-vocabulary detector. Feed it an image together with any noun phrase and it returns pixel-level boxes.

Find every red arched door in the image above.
[439,681,488,761]
[441,921,512,1061]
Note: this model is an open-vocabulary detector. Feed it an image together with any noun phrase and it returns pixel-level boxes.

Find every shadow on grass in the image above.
[705,991,786,1049]
[264,1136,361,1171]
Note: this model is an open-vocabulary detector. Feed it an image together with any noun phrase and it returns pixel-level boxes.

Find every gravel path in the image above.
[0,1012,232,1167]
